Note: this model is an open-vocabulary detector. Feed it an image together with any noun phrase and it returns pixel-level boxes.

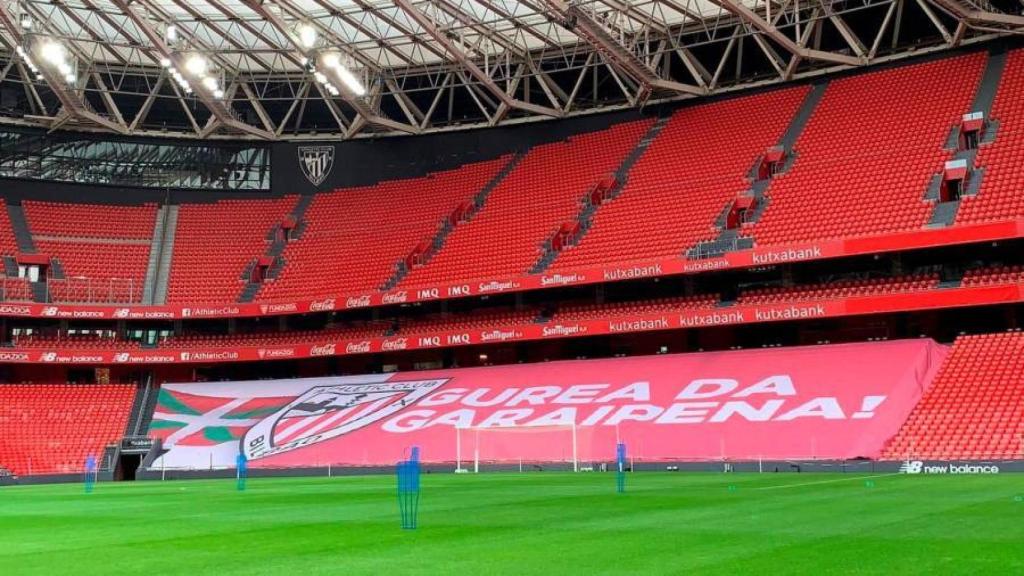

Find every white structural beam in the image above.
[394,0,563,118]
[707,0,865,66]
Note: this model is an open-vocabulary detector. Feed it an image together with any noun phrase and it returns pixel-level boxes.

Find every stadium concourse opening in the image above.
[3,11,1024,571]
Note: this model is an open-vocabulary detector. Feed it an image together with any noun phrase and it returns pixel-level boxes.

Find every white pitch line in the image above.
[754,473,903,490]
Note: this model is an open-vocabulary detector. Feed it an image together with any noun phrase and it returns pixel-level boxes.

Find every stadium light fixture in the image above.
[336,66,366,97]
[159,57,171,68]
[165,24,178,44]
[298,24,317,49]
[40,41,65,66]
[184,54,208,76]
[18,13,31,30]
[322,52,341,69]
[213,88,224,99]
[201,76,218,91]
[316,52,367,97]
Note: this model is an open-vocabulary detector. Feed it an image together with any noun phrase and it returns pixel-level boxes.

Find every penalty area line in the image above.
[753,473,904,491]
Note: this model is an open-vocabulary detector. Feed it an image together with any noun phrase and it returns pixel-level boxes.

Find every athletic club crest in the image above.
[297,145,334,186]
[242,379,447,460]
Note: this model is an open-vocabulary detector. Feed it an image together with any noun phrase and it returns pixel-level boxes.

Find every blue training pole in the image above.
[397,446,421,529]
[236,452,248,491]
[84,454,96,494]
[616,443,627,494]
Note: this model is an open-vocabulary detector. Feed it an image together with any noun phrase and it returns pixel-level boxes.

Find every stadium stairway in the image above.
[382,152,526,290]
[142,205,179,305]
[238,198,313,303]
[530,116,672,274]
[688,81,829,259]
[6,203,37,254]
[926,48,1008,227]
[3,203,51,302]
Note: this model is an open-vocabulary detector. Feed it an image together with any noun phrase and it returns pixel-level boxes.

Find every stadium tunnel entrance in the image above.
[116,453,142,481]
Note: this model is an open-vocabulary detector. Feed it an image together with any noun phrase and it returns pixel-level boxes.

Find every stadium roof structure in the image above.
[0,0,1022,140]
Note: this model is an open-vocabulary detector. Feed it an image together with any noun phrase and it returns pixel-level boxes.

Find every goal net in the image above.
[456,424,593,473]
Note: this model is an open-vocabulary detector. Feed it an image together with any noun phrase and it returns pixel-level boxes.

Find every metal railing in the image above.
[45,276,141,304]
[0,275,32,301]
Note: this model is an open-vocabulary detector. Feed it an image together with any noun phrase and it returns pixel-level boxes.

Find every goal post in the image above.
[456,424,582,473]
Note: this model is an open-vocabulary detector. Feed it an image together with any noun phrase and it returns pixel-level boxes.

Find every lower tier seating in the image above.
[961,265,1024,287]
[551,296,719,322]
[736,274,940,305]
[882,331,1024,460]
[0,384,135,476]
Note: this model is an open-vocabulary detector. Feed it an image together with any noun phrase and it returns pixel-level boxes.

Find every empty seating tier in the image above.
[399,122,651,287]
[22,201,158,303]
[882,332,1024,460]
[167,196,298,303]
[957,49,1024,224]
[961,265,1024,287]
[23,201,157,239]
[736,274,940,305]
[0,384,135,476]
[748,54,985,245]
[550,87,808,271]
[258,159,507,300]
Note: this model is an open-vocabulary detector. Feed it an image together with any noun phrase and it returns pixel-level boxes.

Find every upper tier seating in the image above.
[550,87,808,271]
[399,122,652,287]
[4,52,1024,307]
[0,384,135,476]
[748,54,985,245]
[259,159,507,300]
[167,197,298,303]
[23,201,156,239]
[882,332,1024,460]
[957,49,1024,224]
[39,242,151,303]
[22,202,157,304]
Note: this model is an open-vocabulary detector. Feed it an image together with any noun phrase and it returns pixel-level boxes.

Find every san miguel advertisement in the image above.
[1,219,1020,322]
[150,339,946,469]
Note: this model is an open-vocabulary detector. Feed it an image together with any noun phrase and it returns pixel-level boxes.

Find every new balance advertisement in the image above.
[150,339,946,469]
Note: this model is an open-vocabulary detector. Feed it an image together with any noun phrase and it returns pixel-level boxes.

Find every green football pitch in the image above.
[1,472,1022,575]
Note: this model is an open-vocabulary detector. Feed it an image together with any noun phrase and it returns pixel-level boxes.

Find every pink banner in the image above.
[151,339,946,468]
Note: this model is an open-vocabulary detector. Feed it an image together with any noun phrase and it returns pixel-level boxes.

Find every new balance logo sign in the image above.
[900,461,923,474]
[900,460,1000,474]
[298,145,335,186]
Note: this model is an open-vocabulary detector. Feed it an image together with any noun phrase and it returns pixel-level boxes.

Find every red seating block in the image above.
[22,201,158,304]
[550,87,807,271]
[167,197,298,303]
[0,384,135,476]
[882,332,1024,460]
[399,122,652,287]
[749,54,985,245]
[258,159,508,300]
[957,49,1024,224]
